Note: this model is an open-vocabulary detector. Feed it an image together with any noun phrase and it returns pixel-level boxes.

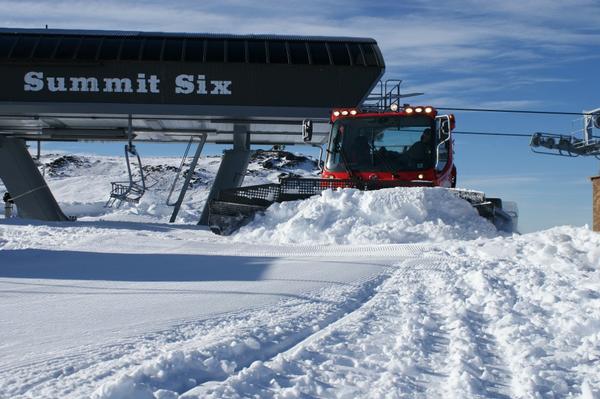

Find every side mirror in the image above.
[440,120,450,135]
[436,114,454,140]
[302,119,313,142]
[438,121,450,142]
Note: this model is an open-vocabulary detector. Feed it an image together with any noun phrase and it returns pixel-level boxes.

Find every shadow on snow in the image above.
[0,249,274,282]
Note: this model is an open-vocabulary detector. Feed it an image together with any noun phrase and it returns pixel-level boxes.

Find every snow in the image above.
[182,226,600,399]
[233,186,500,244]
[1,152,599,398]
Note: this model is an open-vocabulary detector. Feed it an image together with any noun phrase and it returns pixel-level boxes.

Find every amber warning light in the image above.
[404,106,434,114]
[332,109,358,117]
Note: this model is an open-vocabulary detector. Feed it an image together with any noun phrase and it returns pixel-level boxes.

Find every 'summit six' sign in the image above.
[24,72,232,95]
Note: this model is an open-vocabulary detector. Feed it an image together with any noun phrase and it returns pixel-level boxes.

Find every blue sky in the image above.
[2,0,600,232]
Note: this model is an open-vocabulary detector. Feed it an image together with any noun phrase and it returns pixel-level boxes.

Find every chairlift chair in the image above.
[106,117,149,207]
[106,143,147,207]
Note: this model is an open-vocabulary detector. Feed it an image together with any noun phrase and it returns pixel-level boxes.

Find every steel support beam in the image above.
[198,124,252,225]
[169,133,207,223]
[0,136,68,221]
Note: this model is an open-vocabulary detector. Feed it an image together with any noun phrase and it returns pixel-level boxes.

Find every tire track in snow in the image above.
[393,259,512,398]
[182,256,514,398]
[89,271,393,399]
[179,257,452,398]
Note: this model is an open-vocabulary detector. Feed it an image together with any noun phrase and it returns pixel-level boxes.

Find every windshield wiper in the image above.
[329,142,363,186]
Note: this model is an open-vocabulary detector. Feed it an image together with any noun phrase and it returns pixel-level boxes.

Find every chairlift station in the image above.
[0,28,385,223]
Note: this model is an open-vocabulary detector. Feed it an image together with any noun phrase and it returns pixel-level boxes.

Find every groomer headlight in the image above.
[405,107,414,114]
[341,110,349,116]
[415,107,423,113]
[425,107,433,113]
[333,111,340,117]
[390,103,399,112]
[350,109,358,115]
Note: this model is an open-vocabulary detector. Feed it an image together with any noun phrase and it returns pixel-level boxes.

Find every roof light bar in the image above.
[332,109,359,118]
[405,106,436,115]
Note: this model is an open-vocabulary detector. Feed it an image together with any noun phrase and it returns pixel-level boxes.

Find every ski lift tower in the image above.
[529,107,600,231]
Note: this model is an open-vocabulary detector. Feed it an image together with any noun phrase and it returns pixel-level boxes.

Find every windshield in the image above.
[325,115,436,172]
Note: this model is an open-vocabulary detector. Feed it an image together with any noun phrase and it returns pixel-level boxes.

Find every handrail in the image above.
[166,137,194,206]
[168,133,207,222]
[361,79,423,112]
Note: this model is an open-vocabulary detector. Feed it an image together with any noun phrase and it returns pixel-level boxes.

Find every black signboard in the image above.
[0,62,382,108]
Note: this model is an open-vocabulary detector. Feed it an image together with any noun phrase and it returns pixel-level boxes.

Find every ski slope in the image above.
[0,153,599,398]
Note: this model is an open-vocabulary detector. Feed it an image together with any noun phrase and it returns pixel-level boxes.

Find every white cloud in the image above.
[1,0,598,105]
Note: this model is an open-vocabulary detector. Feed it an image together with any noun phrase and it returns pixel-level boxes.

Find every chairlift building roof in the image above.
[0,28,385,144]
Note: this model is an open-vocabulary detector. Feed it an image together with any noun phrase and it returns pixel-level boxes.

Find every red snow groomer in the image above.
[322,105,456,187]
[208,82,516,235]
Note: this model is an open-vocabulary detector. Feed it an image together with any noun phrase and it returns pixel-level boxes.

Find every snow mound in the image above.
[250,149,317,172]
[43,155,92,176]
[233,187,500,244]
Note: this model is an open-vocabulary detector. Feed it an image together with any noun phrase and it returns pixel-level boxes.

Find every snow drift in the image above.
[233,187,501,245]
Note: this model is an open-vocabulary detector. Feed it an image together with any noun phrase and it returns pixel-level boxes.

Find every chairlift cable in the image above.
[452,130,532,138]
[437,107,591,116]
